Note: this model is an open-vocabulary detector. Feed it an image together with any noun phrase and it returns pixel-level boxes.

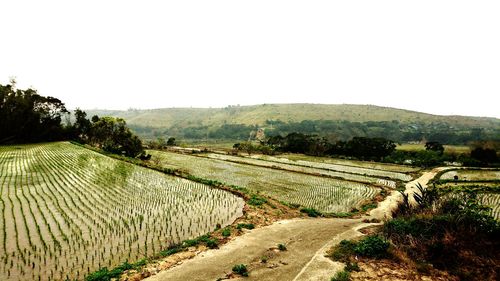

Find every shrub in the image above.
[278,243,287,251]
[330,240,356,263]
[300,207,322,217]
[248,195,267,206]
[183,239,199,247]
[237,223,255,230]
[361,203,377,212]
[354,235,389,259]
[345,262,360,272]
[330,270,350,281]
[206,239,218,249]
[232,264,248,277]
[158,246,180,257]
[85,268,111,281]
[222,228,231,237]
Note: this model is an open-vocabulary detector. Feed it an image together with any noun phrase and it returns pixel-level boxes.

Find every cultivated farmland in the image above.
[204,153,412,187]
[251,153,420,173]
[440,169,500,181]
[0,142,244,280]
[149,151,380,214]
[437,169,500,220]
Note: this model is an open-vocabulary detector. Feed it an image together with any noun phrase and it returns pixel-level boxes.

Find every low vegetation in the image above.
[329,184,500,281]
[232,264,248,277]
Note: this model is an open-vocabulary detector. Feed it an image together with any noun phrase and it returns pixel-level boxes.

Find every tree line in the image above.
[236,133,397,161]
[234,133,499,167]
[0,81,145,157]
[129,119,499,145]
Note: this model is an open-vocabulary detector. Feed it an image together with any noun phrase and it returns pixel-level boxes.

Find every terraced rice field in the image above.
[438,169,499,220]
[0,142,244,281]
[265,153,420,173]
[443,192,500,220]
[203,153,412,188]
[440,169,500,181]
[149,151,380,214]
[480,193,500,220]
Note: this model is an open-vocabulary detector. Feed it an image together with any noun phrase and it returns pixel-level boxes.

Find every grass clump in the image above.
[247,195,267,206]
[354,235,389,259]
[345,262,360,272]
[330,240,357,263]
[222,228,231,237]
[206,239,218,249]
[300,207,322,217]
[232,264,249,277]
[330,270,350,281]
[236,223,255,230]
[360,202,378,212]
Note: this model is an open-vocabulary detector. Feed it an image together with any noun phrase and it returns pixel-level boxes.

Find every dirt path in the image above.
[146,168,446,281]
[369,167,452,220]
[146,218,362,281]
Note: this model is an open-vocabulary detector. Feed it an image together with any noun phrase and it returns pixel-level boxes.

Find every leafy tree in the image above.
[0,81,68,143]
[425,141,444,155]
[73,108,91,141]
[87,116,144,157]
[470,147,498,164]
[167,137,176,146]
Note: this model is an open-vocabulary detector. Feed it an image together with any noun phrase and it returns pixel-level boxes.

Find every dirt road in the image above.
[146,218,362,281]
[146,169,442,281]
[369,167,452,220]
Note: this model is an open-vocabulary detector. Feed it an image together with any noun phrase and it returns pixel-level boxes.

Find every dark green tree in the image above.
[425,141,444,155]
[0,81,68,143]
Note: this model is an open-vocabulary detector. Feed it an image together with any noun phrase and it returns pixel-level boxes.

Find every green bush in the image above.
[361,203,378,212]
[222,228,231,237]
[85,268,111,281]
[237,223,255,230]
[248,195,267,206]
[206,239,218,249]
[330,270,350,281]
[300,207,322,217]
[354,235,389,259]
[158,246,180,257]
[330,240,356,263]
[278,243,287,251]
[345,262,360,272]
[183,239,199,247]
[232,264,249,277]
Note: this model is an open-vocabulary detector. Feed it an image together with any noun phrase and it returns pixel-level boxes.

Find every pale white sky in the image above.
[1,1,499,118]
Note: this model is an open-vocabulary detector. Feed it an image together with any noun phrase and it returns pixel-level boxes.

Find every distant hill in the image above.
[86,104,500,144]
[87,104,499,128]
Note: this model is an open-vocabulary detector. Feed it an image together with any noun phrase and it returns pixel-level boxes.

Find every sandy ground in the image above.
[146,169,443,281]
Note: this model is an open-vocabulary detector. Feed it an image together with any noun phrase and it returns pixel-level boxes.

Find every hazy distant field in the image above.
[149,150,381,213]
[397,144,471,154]
[0,143,243,280]
[256,153,419,172]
